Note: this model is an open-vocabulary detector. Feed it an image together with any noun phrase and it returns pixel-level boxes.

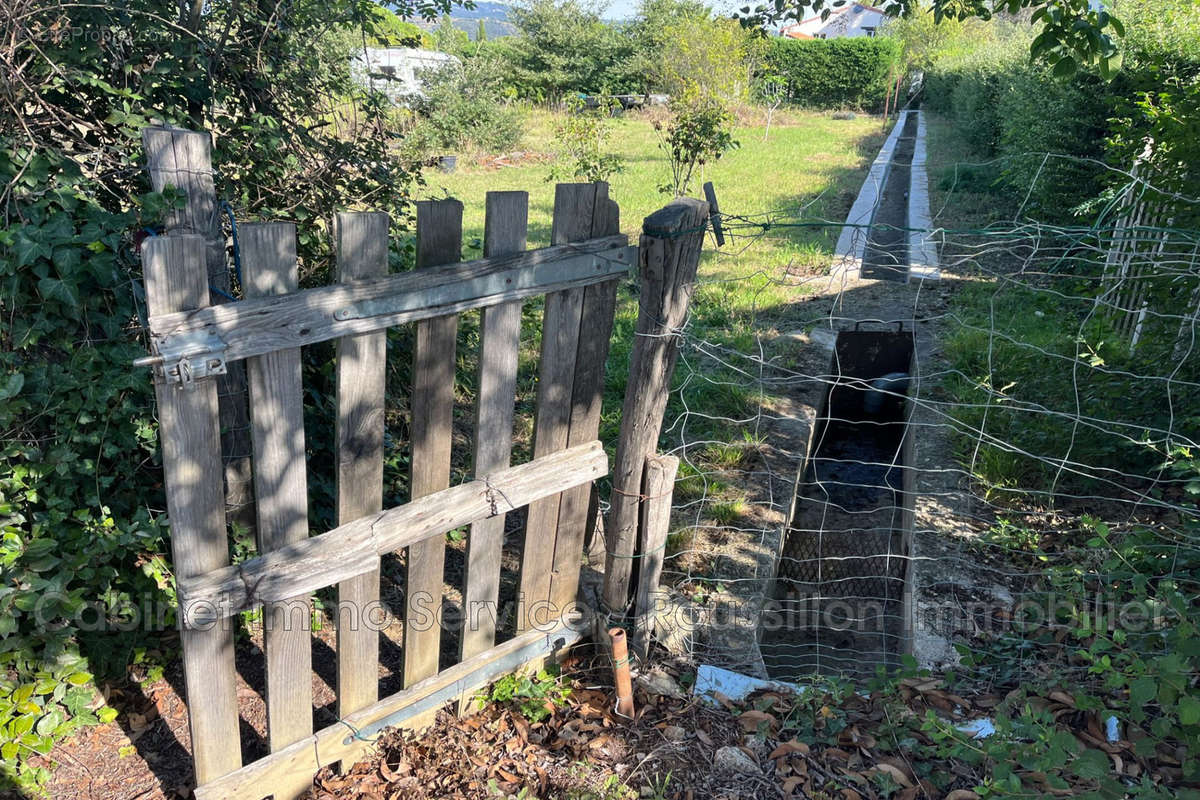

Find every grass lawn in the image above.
[420,107,886,467]
[420,108,883,262]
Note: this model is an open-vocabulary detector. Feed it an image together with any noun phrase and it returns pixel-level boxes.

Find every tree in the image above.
[627,0,713,89]
[505,0,638,101]
[736,0,1124,77]
[548,97,625,183]
[433,14,471,53]
[648,15,754,195]
[882,5,987,73]
[654,16,761,103]
[366,2,431,47]
[407,56,524,155]
[657,100,738,196]
[477,18,488,41]
[756,72,787,140]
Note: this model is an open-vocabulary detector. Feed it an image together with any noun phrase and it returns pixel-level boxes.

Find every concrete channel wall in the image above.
[832,109,940,283]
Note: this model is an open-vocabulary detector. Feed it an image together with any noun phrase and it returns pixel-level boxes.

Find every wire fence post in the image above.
[632,453,679,661]
[602,197,708,617]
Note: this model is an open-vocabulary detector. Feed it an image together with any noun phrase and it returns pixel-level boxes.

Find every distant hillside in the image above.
[405,2,516,40]
[447,1,511,20]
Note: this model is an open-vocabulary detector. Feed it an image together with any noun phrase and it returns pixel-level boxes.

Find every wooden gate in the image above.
[139,180,633,799]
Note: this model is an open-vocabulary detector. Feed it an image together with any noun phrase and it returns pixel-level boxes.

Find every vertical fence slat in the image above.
[461,192,527,664]
[334,212,389,762]
[143,235,242,784]
[518,184,612,630]
[404,199,464,687]
[241,222,314,799]
[632,454,679,660]
[550,187,621,613]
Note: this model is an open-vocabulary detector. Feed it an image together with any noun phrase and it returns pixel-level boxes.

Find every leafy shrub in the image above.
[479,667,571,722]
[430,13,471,53]
[492,0,638,102]
[925,36,1023,152]
[656,99,739,197]
[408,57,523,156]
[0,148,175,790]
[2,0,447,791]
[653,17,762,105]
[922,0,1200,222]
[765,37,902,111]
[548,97,625,183]
[625,0,711,90]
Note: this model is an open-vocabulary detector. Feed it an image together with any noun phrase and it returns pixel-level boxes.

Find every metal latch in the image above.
[134,330,228,388]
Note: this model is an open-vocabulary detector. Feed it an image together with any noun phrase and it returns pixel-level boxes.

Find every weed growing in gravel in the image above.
[479,666,571,723]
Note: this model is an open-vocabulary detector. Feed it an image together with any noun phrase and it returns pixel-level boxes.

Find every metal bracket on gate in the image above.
[133,330,228,388]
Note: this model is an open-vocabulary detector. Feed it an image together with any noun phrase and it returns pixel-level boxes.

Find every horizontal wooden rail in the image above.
[178,441,608,626]
[193,616,583,800]
[141,236,633,366]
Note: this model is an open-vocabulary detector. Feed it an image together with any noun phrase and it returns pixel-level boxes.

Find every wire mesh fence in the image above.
[643,150,1200,693]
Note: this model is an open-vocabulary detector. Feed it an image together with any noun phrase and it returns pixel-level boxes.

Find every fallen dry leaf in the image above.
[738,709,777,732]
[871,762,913,788]
[769,740,810,759]
[781,775,805,795]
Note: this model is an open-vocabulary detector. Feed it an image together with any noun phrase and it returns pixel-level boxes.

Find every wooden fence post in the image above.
[405,198,464,688]
[143,126,256,532]
[632,454,679,660]
[602,198,708,614]
[142,235,242,784]
[241,222,313,800]
[334,211,389,767]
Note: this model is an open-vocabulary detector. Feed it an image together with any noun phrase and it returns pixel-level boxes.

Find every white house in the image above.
[780,3,888,39]
[351,47,459,101]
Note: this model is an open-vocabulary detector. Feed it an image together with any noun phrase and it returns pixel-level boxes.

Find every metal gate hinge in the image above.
[134,330,228,388]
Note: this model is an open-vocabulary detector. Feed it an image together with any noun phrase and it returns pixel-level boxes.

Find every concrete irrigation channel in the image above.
[830,108,939,284]
[761,327,916,679]
[759,109,938,680]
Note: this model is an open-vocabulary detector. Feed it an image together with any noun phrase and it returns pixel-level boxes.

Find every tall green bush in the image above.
[495,0,638,102]
[407,57,523,156]
[654,17,761,105]
[1,0,451,791]
[765,37,902,111]
[921,0,1200,222]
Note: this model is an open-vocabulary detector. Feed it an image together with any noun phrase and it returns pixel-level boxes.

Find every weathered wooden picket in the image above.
[140,175,637,798]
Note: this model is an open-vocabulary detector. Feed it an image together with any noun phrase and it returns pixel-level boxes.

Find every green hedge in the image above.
[765,37,902,111]
[923,0,1200,222]
[925,46,1114,219]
